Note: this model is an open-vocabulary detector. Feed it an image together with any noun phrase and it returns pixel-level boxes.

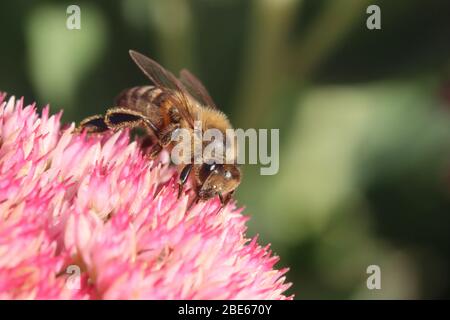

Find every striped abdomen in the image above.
[115,86,171,130]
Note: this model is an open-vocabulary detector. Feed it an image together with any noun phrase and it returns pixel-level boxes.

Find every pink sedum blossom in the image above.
[0,93,292,300]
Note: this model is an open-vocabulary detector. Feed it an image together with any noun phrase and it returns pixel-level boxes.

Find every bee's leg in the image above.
[77,114,109,133]
[217,190,235,214]
[178,164,193,199]
[159,123,181,147]
[142,118,160,136]
[105,107,164,160]
[148,143,163,159]
[139,106,180,149]
[139,118,165,160]
[158,106,182,146]
[105,107,148,131]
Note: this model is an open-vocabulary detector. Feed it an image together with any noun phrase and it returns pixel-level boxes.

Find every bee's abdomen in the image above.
[115,86,167,127]
[115,86,161,111]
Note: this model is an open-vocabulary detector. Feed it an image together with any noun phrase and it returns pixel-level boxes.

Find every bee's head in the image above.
[197,162,241,200]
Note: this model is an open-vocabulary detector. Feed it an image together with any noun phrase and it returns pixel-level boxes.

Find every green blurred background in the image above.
[1,0,450,299]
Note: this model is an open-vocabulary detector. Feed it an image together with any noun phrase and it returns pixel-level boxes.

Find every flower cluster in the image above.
[0,93,292,299]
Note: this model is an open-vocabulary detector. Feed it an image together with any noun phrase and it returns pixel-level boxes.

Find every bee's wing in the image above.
[129,50,196,127]
[179,69,218,110]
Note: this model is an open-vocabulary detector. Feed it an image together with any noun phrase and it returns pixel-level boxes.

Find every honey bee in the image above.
[79,50,241,206]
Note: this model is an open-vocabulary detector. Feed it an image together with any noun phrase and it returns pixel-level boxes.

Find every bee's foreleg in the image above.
[217,190,234,214]
[178,164,193,199]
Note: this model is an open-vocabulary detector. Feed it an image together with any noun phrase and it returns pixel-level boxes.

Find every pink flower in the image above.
[0,93,292,300]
